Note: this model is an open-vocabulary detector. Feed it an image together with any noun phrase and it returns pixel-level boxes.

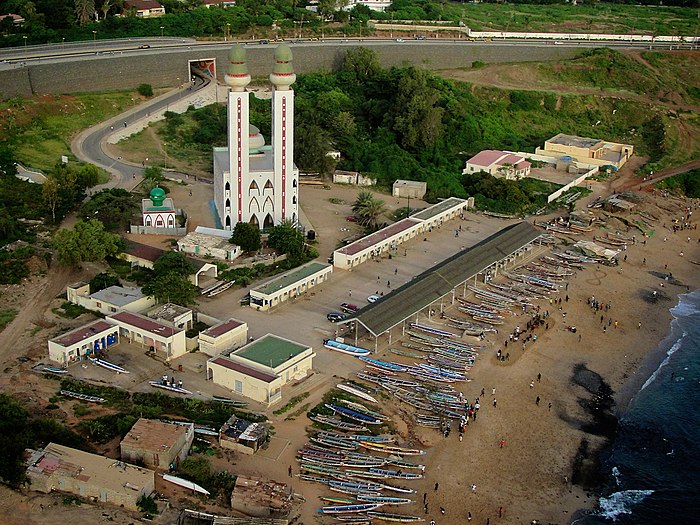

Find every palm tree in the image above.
[75,0,95,26]
[352,190,386,231]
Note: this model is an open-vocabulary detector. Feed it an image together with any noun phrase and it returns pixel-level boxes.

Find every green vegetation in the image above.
[88,272,121,293]
[655,170,700,198]
[53,219,124,266]
[178,456,237,503]
[230,222,262,253]
[267,220,317,265]
[352,190,388,231]
[273,392,310,416]
[0,308,18,332]
[0,246,33,284]
[52,301,91,319]
[136,495,159,517]
[80,189,139,231]
[142,252,199,306]
[137,84,154,98]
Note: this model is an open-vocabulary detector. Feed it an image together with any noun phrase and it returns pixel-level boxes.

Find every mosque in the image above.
[213,44,299,231]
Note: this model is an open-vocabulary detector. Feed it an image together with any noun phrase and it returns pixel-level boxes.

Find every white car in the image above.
[367,294,381,303]
[396,38,405,43]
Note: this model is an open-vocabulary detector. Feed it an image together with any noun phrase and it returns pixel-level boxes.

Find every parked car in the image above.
[259,39,270,45]
[138,44,151,49]
[340,303,359,314]
[367,295,381,303]
[345,215,359,222]
[327,312,347,323]
[396,38,405,43]
[414,35,426,40]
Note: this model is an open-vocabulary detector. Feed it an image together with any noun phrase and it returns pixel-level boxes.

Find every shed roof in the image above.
[347,222,541,336]
[411,197,466,221]
[336,218,420,256]
[51,320,116,348]
[203,318,246,338]
[210,357,278,383]
[120,418,188,454]
[109,311,181,338]
[91,286,146,308]
[253,262,330,295]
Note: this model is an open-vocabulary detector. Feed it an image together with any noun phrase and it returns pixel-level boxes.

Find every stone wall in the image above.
[0,43,582,99]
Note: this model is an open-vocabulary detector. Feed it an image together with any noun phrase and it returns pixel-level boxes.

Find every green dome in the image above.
[227,44,248,76]
[274,44,293,62]
[270,44,295,87]
[150,187,166,206]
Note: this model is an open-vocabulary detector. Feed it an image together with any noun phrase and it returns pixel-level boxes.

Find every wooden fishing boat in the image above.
[310,415,370,432]
[319,503,381,514]
[321,496,354,504]
[162,474,210,495]
[329,480,384,493]
[390,348,425,359]
[310,437,359,451]
[472,315,504,325]
[359,442,425,456]
[326,404,384,425]
[594,235,627,247]
[367,511,425,522]
[298,473,331,484]
[368,468,423,480]
[92,358,129,374]
[357,495,413,505]
[340,400,389,421]
[59,389,105,403]
[324,339,371,356]
[336,382,378,403]
[42,366,67,374]
[408,323,458,338]
[359,357,406,372]
[149,381,193,395]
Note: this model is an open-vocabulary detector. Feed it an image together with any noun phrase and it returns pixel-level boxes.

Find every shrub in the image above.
[137,84,154,97]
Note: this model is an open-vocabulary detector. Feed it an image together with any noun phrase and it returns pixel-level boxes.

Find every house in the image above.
[123,0,165,17]
[107,311,187,361]
[219,415,268,454]
[333,170,376,186]
[66,282,156,315]
[231,475,293,518]
[536,133,633,169]
[207,334,315,405]
[26,443,155,511]
[121,240,218,288]
[198,318,249,357]
[0,13,25,25]
[146,303,193,331]
[393,179,427,199]
[131,187,187,235]
[343,0,392,11]
[120,419,194,470]
[463,150,532,180]
[250,262,333,311]
[48,320,120,365]
[177,228,241,262]
[202,0,237,7]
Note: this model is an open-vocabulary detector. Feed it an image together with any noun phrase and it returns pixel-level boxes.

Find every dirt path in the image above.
[612,158,700,193]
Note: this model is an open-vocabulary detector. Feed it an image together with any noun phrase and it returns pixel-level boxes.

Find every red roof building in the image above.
[463,150,531,180]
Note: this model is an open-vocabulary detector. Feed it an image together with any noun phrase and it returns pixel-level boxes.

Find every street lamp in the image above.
[62,37,65,52]
[92,30,97,50]
[160,26,164,38]
[225,22,230,42]
[23,35,27,49]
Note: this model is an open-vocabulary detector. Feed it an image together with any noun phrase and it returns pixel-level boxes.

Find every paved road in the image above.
[72,77,209,190]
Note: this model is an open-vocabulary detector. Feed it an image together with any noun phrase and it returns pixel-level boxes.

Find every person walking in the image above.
[499,439,505,448]
[493,398,497,408]
[434,482,439,492]
[288,465,292,477]
[536,396,540,406]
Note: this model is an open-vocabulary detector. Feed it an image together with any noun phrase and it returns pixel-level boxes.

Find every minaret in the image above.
[269,45,297,224]
[223,44,251,229]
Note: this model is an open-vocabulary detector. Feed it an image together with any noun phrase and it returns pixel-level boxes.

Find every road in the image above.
[72,77,209,190]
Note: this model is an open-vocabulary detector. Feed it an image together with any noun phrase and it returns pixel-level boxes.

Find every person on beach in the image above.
[536,396,540,406]
[537,373,542,383]
[499,439,505,448]
[434,482,439,491]
[493,399,497,408]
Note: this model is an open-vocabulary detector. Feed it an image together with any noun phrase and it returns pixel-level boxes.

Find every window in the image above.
[234,380,243,393]
[225,181,230,191]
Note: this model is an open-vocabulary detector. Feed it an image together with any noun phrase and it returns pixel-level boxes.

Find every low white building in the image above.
[250,262,333,311]
[66,282,155,316]
[343,0,392,11]
[107,311,187,361]
[177,228,241,262]
[207,334,314,405]
[48,320,120,365]
[393,180,427,199]
[463,150,532,180]
[123,0,165,17]
[199,318,249,357]
[333,170,376,186]
[146,303,193,331]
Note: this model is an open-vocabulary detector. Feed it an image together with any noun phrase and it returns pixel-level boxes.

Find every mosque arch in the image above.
[264,179,274,190]
[249,197,261,213]
[292,179,297,188]
[225,215,231,228]
[225,198,231,208]
[249,214,259,227]
[292,212,297,224]
[292,195,297,204]
[263,196,274,212]
[225,181,230,192]
[263,213,274,229]
[249,180,259,194]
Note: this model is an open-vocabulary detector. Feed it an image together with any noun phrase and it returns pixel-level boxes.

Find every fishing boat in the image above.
[149,381,193,395]
[319,503,382,514]
[326,404,384,425]
[408,323,458,338]
[357,495,413,505]
[390,348,425,359]
[194,426,219,436]
[59,389,105,403]
[298,473,331,484]
[324,339,371,356]
[212,395,248,407]
[367,511,425,522]
[340,400,388,421]
[91,358,129,374]
[321,496,355,504]
[42,366,67,374]
[162,474,210,495]
[360,442,425,456]
[368,468,423,480]
[329,480,384,494]
[358,356,406,372]
[336,382,378,403]
[310,436,359,451]
[310,415,370,432]
[472,315,504,325]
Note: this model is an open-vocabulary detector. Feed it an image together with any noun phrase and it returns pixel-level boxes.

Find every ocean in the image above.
[576,290,700,524]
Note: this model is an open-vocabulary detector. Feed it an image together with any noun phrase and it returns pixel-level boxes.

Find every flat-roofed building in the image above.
[250,262,332,311]
[146,303,193,331]
[120,419,194,470]
[536,133,633,169]
[26,443,155,511]
[107,311,186,361]
[199,318,248,357]
[66,282,155,315]
[392,179,427,199]
[48,320,120,365]
[207,334,314,405]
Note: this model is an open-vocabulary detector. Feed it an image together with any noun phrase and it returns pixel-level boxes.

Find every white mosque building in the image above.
[213,44,299,231]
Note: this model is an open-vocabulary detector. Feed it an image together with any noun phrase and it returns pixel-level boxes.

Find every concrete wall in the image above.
[0,43,582,99]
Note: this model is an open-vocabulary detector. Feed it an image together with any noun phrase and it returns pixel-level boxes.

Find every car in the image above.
[138,44,150,49]
[396,38,405,43]
[327,312,347,323]
[367,295,381,303]
[345,215,359,222]
[259,39,269,45]
[309,37,319,41]
[340,303,359,314]
[414,35,426,40]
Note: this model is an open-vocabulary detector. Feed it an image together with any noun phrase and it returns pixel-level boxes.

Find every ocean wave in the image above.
[640,333,686,391]
[612,466,621,487]
[670,290,700,318]
[598,489,654,521]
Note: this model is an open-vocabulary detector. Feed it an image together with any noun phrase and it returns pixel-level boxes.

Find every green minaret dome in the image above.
[270,44,295,88]
[149,187,166,206]
[226,43,251,91]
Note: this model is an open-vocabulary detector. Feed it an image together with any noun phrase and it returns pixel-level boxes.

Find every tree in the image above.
[74,0,95,26]
[88,272,120,292]
[267,220,304,258]
[230,222,261,253]
[142,271,199,306]
[351,190,386,231]
[392,67,444,151]
[342,47,381,81]
[80,188,138,231]
[42,176,59,223]
[53,219,123,266]
[77,163,100,188]
[153,251,194,277]
[0,393,31,486]
[137,84,154,98]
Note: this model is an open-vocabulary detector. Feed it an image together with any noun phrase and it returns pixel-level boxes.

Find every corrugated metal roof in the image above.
[348,222,541,336]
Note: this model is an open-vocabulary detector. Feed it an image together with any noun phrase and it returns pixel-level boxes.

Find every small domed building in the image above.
[213,44,299,231]
[139,187,179,232]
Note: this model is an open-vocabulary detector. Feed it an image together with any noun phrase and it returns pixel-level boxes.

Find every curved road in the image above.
[72,77,209,189]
